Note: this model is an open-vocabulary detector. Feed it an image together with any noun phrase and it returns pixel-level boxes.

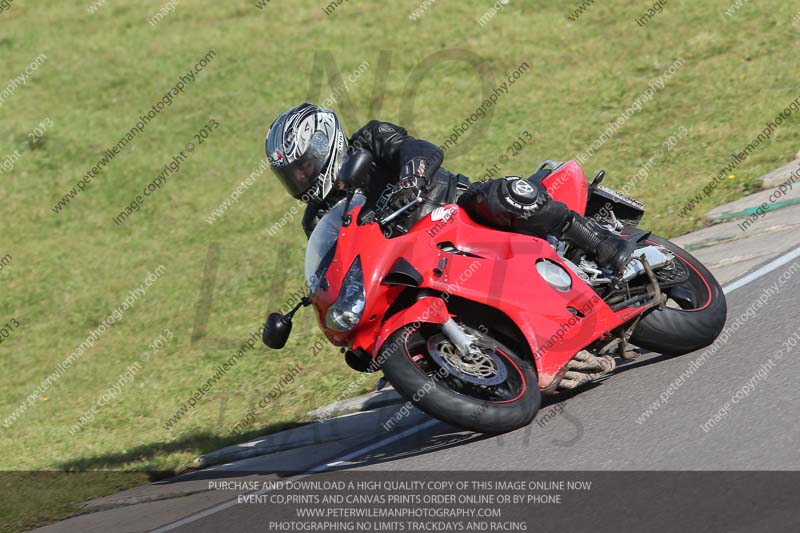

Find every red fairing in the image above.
[541,160,589,215]
[311,161,647,390]
[372,296,451,363]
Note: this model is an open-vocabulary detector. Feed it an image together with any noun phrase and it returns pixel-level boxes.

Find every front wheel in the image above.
[379,325,540,434]
[629,234,727,355]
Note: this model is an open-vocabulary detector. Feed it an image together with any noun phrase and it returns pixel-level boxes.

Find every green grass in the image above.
[1,0,798,528]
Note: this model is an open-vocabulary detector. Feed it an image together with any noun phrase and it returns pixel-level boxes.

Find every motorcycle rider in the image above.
[265,103,636,274]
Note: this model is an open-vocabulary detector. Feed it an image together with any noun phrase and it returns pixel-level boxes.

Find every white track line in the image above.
[152,419,440,532]
[723,246,800,294]
[307,418,440,473]
[151,495,244,533]
[153,246,800,531]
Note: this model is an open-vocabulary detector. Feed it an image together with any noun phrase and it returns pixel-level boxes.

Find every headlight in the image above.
[325,257,366,331]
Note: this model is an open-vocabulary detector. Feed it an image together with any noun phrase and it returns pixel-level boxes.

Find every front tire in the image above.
[380,325,540,434]
[629,234,727,355]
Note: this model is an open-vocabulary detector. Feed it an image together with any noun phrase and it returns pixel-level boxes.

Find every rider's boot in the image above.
[558,213,636,275]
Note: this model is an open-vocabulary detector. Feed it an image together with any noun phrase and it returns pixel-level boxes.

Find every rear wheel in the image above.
[380,325,540,434]
[629,234,727,355]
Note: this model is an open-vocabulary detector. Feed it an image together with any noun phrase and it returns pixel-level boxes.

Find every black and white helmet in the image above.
[265,103,347,202]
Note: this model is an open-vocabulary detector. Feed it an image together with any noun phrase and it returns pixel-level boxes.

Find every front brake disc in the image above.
[426,334,508,386]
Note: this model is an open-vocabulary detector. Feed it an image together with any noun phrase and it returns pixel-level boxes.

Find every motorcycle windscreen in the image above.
[304,194,366,292]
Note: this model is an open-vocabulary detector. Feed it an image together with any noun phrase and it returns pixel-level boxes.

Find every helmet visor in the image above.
[271,131,330,199]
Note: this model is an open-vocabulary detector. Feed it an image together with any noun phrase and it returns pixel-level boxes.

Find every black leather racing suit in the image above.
[301,120,573,242]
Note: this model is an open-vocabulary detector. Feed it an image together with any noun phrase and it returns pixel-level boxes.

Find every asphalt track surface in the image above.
[38,246,800,532]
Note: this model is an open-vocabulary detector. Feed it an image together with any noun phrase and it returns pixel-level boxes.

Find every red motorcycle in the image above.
[264,154,727,433]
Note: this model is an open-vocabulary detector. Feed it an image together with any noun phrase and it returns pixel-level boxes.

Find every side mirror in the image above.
[338,149,373,190]
[263,312,292,349]
[591,170,606,187]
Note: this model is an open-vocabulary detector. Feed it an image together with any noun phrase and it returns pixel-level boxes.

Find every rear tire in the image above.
[380,325,540,434]
[629,234,727,355]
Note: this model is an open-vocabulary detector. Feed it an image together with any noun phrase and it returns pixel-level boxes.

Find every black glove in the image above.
[390,157,430,209]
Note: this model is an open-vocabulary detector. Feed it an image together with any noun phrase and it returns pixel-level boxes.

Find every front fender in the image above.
[371,296,451,358]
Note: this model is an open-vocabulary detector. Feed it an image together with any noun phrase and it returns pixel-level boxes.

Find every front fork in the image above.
[441,318,473,356]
